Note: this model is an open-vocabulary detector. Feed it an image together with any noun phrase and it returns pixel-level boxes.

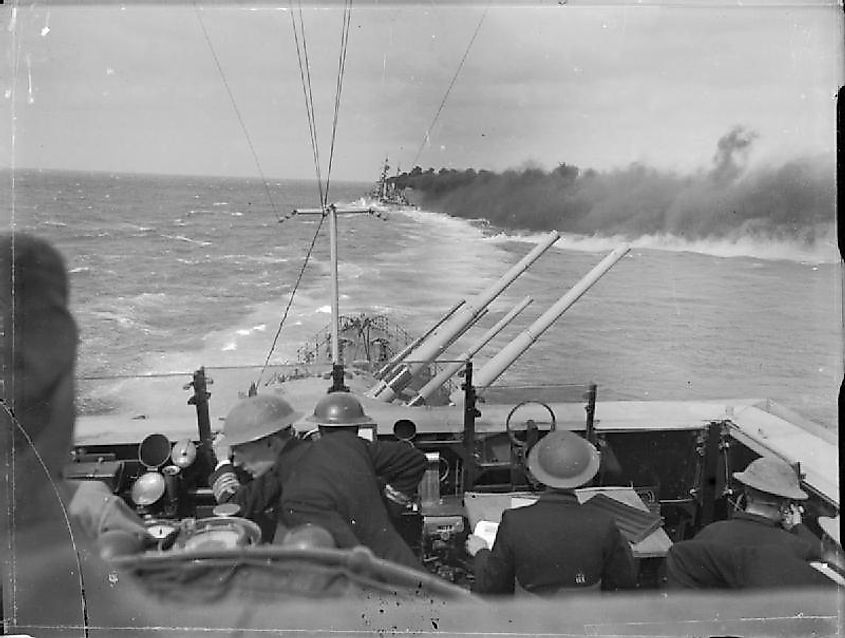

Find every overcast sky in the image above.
[2,2,842,182]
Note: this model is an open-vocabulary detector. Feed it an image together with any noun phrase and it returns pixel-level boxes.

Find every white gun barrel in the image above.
[472,245,630,390]
[368,231,560,402]
[406,296,534,406]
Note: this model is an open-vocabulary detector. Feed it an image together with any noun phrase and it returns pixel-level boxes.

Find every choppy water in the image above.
[5,168,841,429]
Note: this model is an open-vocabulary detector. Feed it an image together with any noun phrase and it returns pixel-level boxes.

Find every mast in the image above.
[378,157,389,200]
[328,204,340,366]
[290,205,377,391]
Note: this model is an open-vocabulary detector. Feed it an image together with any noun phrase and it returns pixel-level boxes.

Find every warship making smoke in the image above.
[393,126,837,263]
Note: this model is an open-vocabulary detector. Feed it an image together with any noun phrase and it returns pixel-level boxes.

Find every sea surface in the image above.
[5,169,841,432]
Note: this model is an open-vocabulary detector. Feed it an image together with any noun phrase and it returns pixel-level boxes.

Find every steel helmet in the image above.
[223,394,303,446]
[527,430,601,490]
[732,456,807,500]
[281,524,336,549]
[307,391,375,427]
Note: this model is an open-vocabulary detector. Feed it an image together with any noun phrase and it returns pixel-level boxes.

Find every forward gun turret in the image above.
[366,232,560,403]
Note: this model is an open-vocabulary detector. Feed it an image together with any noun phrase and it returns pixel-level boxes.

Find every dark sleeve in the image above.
[367,440,427,496]
[666,540,736,589]
[472,512,516,595]
[736,545,835,588]
[791,523,823,560]
[692,521,719,543]
[209,462,281,520]
[601,522,637,590]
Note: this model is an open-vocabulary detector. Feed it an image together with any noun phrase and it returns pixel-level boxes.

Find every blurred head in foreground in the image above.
[1,232,78,488]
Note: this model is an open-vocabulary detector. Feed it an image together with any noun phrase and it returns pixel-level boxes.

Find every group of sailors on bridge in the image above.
[74,385,843,595]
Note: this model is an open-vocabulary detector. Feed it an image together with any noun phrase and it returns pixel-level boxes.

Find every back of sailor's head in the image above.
[1,232,78,475]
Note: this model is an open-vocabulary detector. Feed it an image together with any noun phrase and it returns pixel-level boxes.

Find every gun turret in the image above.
[375,300,465,380]
[405,296,533,406]
[367,232,560,403]
[460,245,630,397]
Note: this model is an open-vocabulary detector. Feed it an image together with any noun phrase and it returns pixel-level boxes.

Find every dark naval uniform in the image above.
[694,511,822,560]
[667,540,834,589]
[280,430,427,569]
[210,437,310,539]
[472,491,636,595]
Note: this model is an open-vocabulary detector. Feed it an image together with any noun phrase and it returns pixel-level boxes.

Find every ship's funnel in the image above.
[461,245,630,397]
[406,296,533,406]
[367,231,560,403]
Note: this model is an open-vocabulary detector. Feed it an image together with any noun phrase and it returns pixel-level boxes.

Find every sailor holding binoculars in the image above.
[693,455,822,560]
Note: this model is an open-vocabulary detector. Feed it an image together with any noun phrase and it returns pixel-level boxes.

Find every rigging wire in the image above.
[191,4,336,386]
[194,4,283,221]
[290,0,326,207]
[324,0,353,202]
[410,8,488,170]
[256,214,326,387]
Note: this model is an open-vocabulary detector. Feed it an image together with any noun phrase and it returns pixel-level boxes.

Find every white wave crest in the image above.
[161,234,212,247]
[482,228,838,264]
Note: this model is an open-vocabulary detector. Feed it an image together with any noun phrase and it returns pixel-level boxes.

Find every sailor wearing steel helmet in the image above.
[692,455,822,561]
[278,391,427,569]
[209,393,310,540]
[465,430,636,595]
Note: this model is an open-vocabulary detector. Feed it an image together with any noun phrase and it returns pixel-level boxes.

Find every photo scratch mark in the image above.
[2,400,90,633]
[26,53,34,104]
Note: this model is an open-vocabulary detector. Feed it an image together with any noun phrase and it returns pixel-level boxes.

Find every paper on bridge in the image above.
[474,520,500,548]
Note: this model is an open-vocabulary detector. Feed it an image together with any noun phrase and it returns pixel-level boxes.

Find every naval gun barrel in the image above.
[406,296,533,406]
[469,245,630,393]
[384,304,491,394]
[367,231,560,402]
[374,300,466,380]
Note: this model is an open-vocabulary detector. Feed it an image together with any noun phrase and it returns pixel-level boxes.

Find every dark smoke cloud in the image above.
[711,126,758,183]
[392,128,835,247]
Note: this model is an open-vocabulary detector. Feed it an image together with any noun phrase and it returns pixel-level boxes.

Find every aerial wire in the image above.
[324,0,353,202]
[410,7,488,170]
[290,0,326,207]
[256,212,326,386]
[194,3,283,221]
[190,3,330,387]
